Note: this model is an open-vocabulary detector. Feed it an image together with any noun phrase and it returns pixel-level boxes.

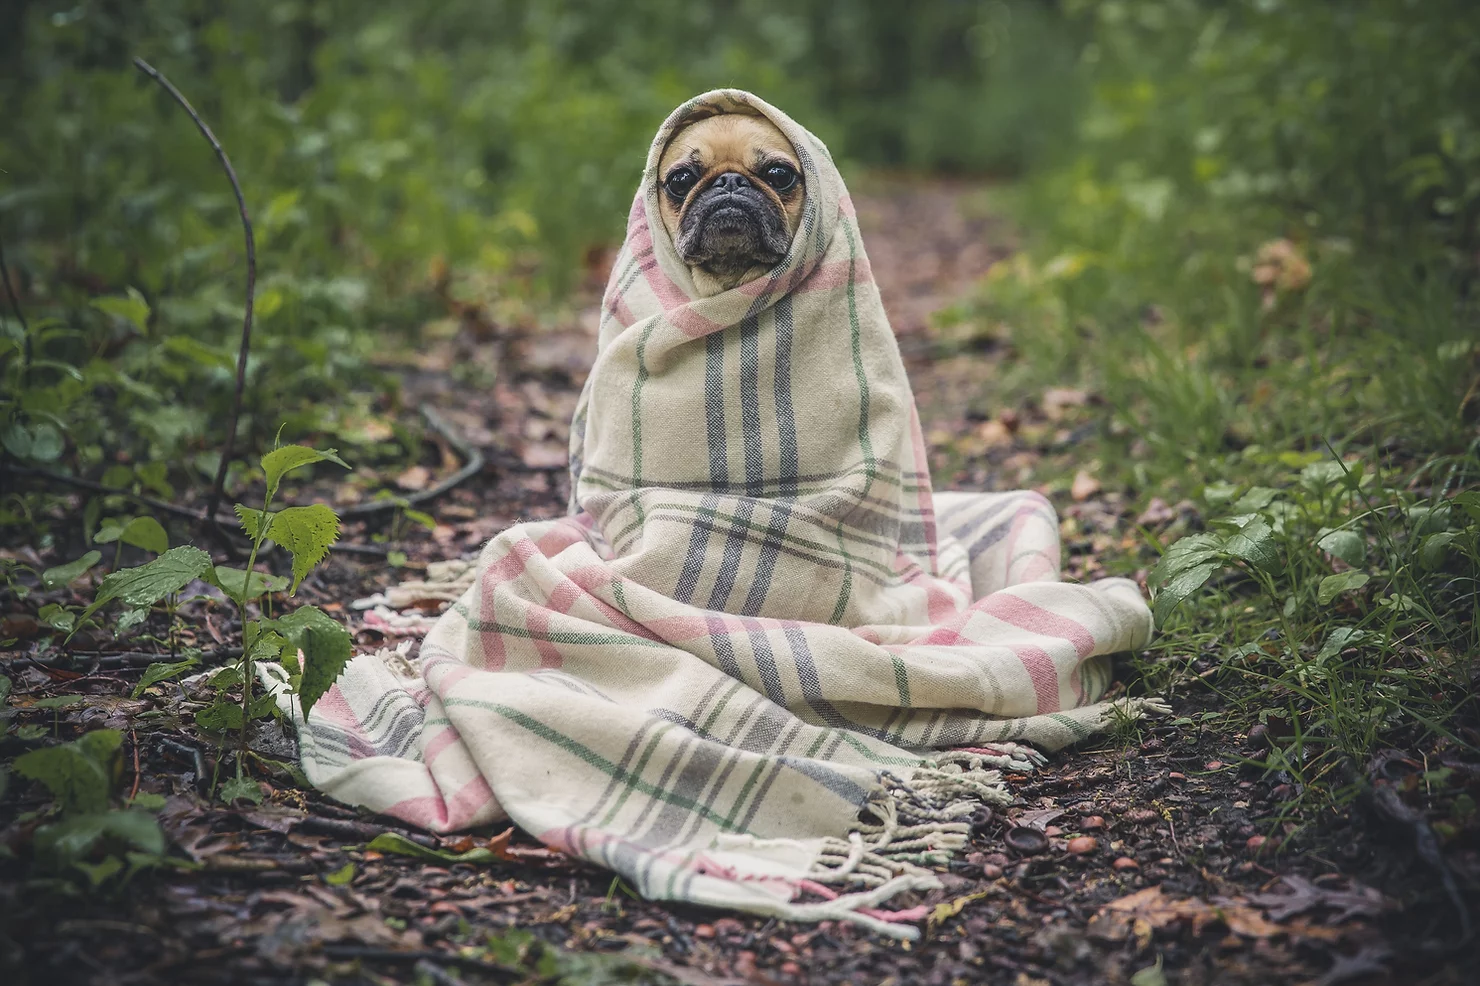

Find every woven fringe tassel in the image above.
[791,750,1044,938]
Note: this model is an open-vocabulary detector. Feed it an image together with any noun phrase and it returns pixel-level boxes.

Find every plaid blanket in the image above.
[278,90,1155,937]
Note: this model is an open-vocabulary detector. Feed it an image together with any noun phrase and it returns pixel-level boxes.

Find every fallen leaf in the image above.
[1137,497,1177,526]
[1071,470,1101,502]
[395,465,431,491]
[927,888,993,933]
[1089,885,1297,942]
[1244,875,1387,923]
[1013,807,1065,831]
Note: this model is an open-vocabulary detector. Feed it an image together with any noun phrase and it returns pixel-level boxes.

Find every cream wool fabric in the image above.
[278,90,1155,936]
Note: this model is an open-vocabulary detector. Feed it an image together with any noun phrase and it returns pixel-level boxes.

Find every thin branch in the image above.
[132,57,255,527]
[0,235,32,380]
[339,405,486,517]
[5,465,216,524]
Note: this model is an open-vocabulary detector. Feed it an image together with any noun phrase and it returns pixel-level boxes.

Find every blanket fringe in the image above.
[783,750,1036,938]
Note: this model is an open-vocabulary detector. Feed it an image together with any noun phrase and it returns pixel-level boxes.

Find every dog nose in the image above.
[711,172,751,193]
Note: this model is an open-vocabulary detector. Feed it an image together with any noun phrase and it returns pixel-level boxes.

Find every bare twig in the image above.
[4,465,217,524]
[0,235,31,378]
[128,728,142,802]
[340,405,486,518]
[132,57,255,527]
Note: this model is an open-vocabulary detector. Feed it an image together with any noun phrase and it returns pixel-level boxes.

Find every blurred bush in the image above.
[970,0,1480,462]
[0,0,1078,494]
[2,0,1474,508]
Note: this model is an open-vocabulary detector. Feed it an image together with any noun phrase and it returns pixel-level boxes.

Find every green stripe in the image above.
[452,601,671,649]
[598,724,673,827]
[1048,712,1091,741]
[446,700,749,833]
[891,655,912,707]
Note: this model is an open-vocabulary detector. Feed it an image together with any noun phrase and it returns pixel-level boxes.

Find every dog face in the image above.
[657,113,805,295]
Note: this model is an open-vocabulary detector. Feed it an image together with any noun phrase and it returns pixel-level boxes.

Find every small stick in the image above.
[132,57,255,527]
[129,728,142,802]
[0,236,31,379]
[340,405,486,518]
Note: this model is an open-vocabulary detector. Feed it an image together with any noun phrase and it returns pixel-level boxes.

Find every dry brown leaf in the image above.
[1090,884,1334,944]
[1071,470,1101,502]
[395,465,432,491]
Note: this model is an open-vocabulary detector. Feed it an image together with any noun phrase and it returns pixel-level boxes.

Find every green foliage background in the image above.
[1,0,1476,502]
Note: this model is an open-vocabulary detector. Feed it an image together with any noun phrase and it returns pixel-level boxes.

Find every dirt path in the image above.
[2,180,1460,986]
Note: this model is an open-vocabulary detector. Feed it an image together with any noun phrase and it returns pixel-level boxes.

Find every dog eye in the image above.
[762,163,798,192]
[664,168,698,199]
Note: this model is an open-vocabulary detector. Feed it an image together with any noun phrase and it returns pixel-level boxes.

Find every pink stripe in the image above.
[982,594,1096,657]
[385,772,495,832]
[421,725,463,765]
[1014,644,1061,713]
[525,606,563,668]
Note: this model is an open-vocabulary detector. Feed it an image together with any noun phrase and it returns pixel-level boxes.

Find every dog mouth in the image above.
[679,195,789,274]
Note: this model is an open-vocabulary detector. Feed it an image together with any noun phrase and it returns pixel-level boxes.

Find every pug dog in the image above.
[657,112,805,296]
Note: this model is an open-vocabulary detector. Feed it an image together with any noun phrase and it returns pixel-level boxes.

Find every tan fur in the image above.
[657,113,805,295]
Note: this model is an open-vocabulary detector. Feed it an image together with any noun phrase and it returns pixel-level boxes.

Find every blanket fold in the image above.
[279,90,1155,937]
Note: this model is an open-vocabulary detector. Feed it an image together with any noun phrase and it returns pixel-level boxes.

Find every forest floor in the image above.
[2,177,1476,986]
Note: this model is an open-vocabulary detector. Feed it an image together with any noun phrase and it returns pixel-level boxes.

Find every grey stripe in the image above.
[773,295,799,496]
[704,330,729,486]
[740,500,792,616]
[672,493,719,604]
[706,498,754,612]
[739,314,764,491]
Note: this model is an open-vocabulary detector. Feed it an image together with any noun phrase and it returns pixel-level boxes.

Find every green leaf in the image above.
[73,855,124,886]
[260,446,350,501]
[235,504,267,540]
[92,287,150,332]
[247,628,288,663]
[115,608,149,633]
[37,603,76,632]
[135,461,175,500]
[1452,491,1480,527]
[276,605,352,720]
[33,695,86,710]
[1201,481,1239,506]
[1316,627,1377,661]
[1407,503,1452,536]
[1419,531,1459,570]
[34,814,108,864]
[1148,532,1223,587]
[403,508,437,531]
[42,551,102,590]
[195,701,244,733]
[1153,561,1219,625]
[14,729,122,815]
[219,775,263,805]
[1232,486,1279,512]
[1224,518,1280,573]
[1316,529,1366,567]
[324,862,357,885]
[266,504,340,592]
[208,566,290,600]
[1130,955,1168,986]
[88,545,213,616]
[130,657,201,698]
[1318,571,1370,605]
[365,832,500,864]
[118,517,170,554]
[100,809,166,854]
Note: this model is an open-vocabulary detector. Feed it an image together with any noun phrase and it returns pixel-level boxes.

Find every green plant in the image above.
[86,441,354,803]
[1143,458,1479,805]
[10,728,173,886]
